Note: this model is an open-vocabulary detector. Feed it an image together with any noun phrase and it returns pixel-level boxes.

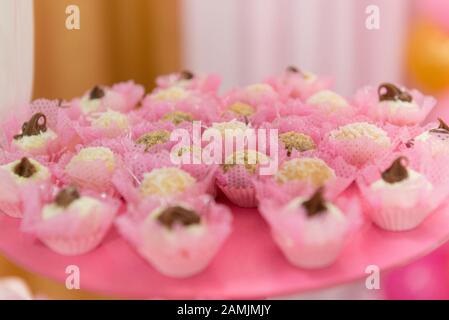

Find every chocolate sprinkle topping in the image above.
[157,206,201,229]
[381,157,409,184]
[430,118,449,134]
[13,113,48,140]
[54,187,80,208]
[13,157,36,178]
[302,188,327,217]
[89,86,105,100]
[180,70,194,80]
[378,83,413,103]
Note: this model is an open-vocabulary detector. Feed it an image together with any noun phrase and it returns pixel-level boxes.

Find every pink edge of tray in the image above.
[1,189,449,299]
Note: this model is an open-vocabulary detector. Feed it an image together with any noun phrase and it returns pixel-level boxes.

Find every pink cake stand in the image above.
[1,188,449,299]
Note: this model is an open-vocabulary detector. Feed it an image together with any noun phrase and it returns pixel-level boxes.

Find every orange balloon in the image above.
[406,19,449,94]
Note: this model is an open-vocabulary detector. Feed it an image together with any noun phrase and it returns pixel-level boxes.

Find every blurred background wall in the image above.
[182,0,411,94]
[0,0,33,120]
[33,0,181,100]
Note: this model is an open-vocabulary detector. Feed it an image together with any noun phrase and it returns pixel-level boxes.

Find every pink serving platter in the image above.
[1,187,449,299]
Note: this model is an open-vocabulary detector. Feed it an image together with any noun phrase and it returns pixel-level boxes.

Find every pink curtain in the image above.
[0,0,34,120]
[181,0,411,95]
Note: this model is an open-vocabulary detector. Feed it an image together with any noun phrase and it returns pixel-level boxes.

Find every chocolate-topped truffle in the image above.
[13,157,37,178]
[381,157,409,184]
[14,113,47,140]
[430,118,449,134]
[157,206,201,229]
[89,86,105,100]
[55,187,80,208]
[180,70,194,80]
[302,188,327,217]
[378,83,412,103]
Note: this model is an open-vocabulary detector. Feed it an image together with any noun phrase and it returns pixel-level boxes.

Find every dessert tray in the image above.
[1,188,449,299]
[1,69,449,299]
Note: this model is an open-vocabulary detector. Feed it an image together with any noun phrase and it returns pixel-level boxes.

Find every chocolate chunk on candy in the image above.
[13,157,37,178]
[381,156,409,184]
[89,86,105,100]
[55,187,81,208]
[14,113,48,140]
[430,118,449,134]
[378,83,412,103]
[157,206,201,229]
[180,70,194,80]
[302,188,327,217]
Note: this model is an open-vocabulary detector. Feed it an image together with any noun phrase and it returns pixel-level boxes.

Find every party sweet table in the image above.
[1,189,449,299]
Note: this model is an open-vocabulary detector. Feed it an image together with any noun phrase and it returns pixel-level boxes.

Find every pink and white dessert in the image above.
[355,83,436,126]
[216,150,270,207]
[359,157,434,231]
[75,81,144,115]
[306,90,350,115]
[11,113,57,156]
[155,70,221,94]
[327,121,392,167]
[90,109,130,138]
[0,157,51,218]
[259,188,348,269]
[116,195,232,278]
[413,118,449,156]
[21,186,118,255]
[267,66,333,101]
[64,146,118,192]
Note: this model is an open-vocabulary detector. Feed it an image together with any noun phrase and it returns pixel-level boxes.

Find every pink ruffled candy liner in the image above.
[320,117,402,168]
[219,90,280,126]
[115,194,232,278]
[71,81,144,115]
[129,121,195,155]
[266,72,334,102]
[113,150,217,204]
[121,149,174,181]
[0,150,50,167]
[257,151,357,201]
[298,100,360,126]
[357,147,449,231]
[399,121,449,154]
[110,81,145,113]
[0,169,22,218]
[54,144,122,194]
[0,104,31,144]
[275,99,312,118]
[353,85,436,126]
[268,115,323,159]
[156,72,221,95]
[138,93,220,125]
[20,184,119,256]
[258,186,359,269]
[1,100,80,159]
[215,162,268,208]
[87,136,143,157]
[74,122,129,144]
[0,154,53,218]
[222,84,280,108]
